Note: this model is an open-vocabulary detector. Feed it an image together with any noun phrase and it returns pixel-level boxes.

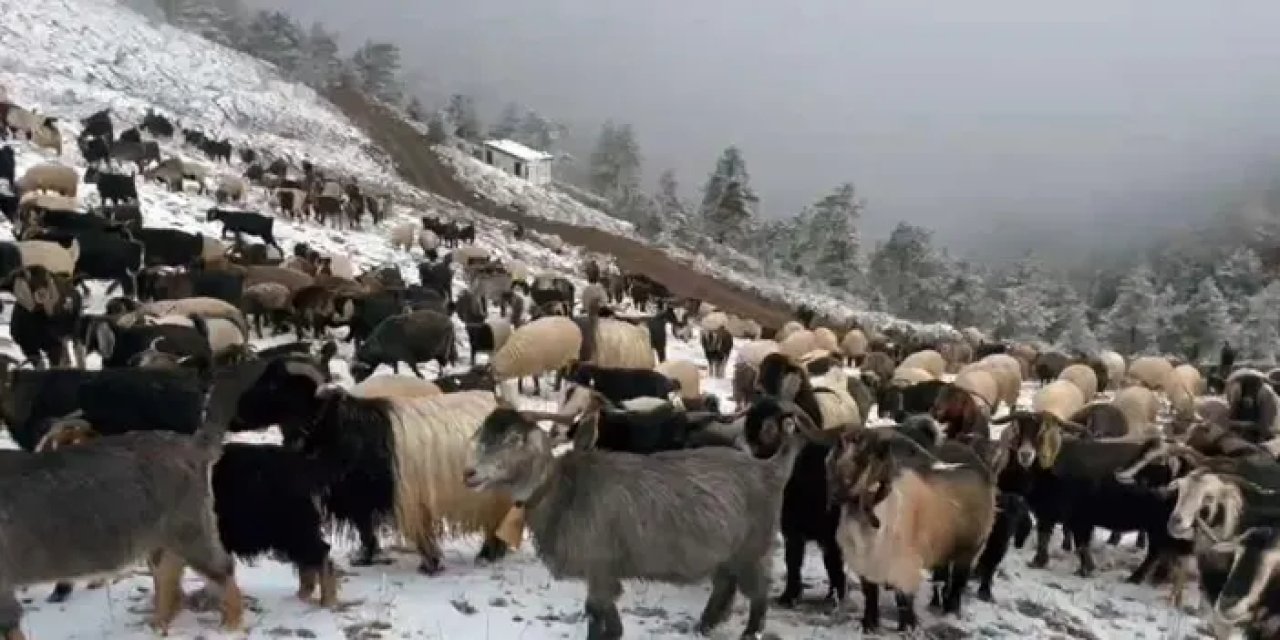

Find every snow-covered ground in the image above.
[0,0,1219,637]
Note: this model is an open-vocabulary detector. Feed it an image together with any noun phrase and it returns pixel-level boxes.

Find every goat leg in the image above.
[1030,519,1054,568]
[46,581,73,603]
[737,559,771,639]
[1071,525,1096,578]
[350,519,386,566]
[819,539,848,606]
[860,581,881,632]
[942,559,974,616]
[149,549,185,634]
[696,569,736,635]
[775,535,805,608]
[585,578,624,640]
[894,588,918,631]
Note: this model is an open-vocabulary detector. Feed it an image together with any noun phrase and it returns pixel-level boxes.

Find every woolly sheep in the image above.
[417,228,440,253]
[1110,386,1161,439]
[320,254,354,280]
[1057,363,1099,401]
[214,175,247,203]
[18,192,80,216]
[812,375,863,429]
[892,366,936,386]
[1009,343,1038,377]
[737,339,779,369]
[581,283,607,312]
[245,265,314,293]
[241,282,291,337]
[17,163,77,197]
[148,314,246,358]
[727,316,761,339]
[840,329,868,363]
[700,311,729,332]
[1163,364,1203,424]
[592,318,655,369]
[350,374,443,399]
[492,316,583,381]
[1126,355,1173,390]
[776,320,804,342]
[778,329,817,360]
[17,239,79,276]
[960,327,985,346]
[1031,379,1086,422]
[31,120,62,156]
[454,246,489,265]
[899,349,946,379]
[973,354,1023,411]
[1098,350,1126,390]
[655,359,701,401]
[129,297,249,335]
[813,327,839,353]
[390,223,416,252]
[953,368,1000,410]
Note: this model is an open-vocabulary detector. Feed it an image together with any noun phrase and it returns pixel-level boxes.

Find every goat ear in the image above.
[94,322,116,359]
[779,371,803,403]
[571,410,600,452]
[1038,424,1063,469]
[11,275,34,312]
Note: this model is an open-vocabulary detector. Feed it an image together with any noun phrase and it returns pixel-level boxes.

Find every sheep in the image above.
[318,254,355,280]
[828,429,995,631]
[297,388,515,572]
[350,374,443,399]
[1164,363,1204,425]
[39,426,338,611]
[87,314,213,371]
[1098,349,1126,390]
[940,340,974,373]
[701,325,733,378]
[953,368,1000,409]
[245,264,314,293]
[143,314,247,362]
[214,175,247,204]
[778,329,817,360]
[463,396,812,639]
[1058,363,1099,400]
[16,163,77,197]
[111,296,249,336]
[581,282,607,312]
[964,354,1023,411]
[240,282,292,338]
[899,348,947,379]
[389,222,416,251]
[18,192,81,219]
[350,310,456,381]
[840,328,868,365]
[891,366,935,386]
[776,319,804,342]
[453,245,489,265]
[1128,355,1175,390]
[491,316,582,394]
[812,327,839,353]
[16,238,79,276]
[737,339,779,369]
[588,317,656,369]
[1112,385,1162,439]
[464,318,513,366]
[29,117,62,155]
[656,359,701,403]
[1032,379,1087,422]
[417,228,440,253]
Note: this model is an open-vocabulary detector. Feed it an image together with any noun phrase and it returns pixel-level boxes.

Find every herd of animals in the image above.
[1,96,1280,640]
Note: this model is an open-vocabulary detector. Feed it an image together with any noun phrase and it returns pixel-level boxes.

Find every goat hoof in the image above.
[977,588,994,603]
[860,617,879,633]
[775,593,799,609]
[1029,555,1049,569]
[1075,567,1094,579]
[418,557,443,575]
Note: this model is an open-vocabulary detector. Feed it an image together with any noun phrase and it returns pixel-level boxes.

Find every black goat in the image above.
[877,379,948,423]
[134,227,207,267]
[564,362,680,406]
[207,208,282,253]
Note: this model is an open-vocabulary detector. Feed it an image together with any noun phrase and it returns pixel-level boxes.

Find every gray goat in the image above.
[0,415,240,637]
[463,399,815,640]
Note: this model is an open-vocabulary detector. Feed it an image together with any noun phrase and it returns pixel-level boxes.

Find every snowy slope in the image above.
[0,0,1218,638]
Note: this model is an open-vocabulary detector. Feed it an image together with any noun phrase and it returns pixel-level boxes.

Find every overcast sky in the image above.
[249,0,1280,258]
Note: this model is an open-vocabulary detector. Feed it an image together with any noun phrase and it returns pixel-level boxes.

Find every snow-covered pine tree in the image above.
[424,111,449,145]
[1153,284,1187,357]
[1057,305,1100,355]
[517,111,563,151]
[699,147,756,244]
[654,169,691,229]
[444,94,482,142]
[588,121,641,200]
[1100,263,1160,355]
[298,22,343,89]
[350,41,402,103]
[868,222,949,322]
[489,103,523,139]
[805,183,864,290]
[1180,276,1234,364]
[991,253,1055,340]
[943,262,992,330]
[1215,247,1265,320]
[157,0,241,46]
[241,10,307,75]
[1238,280,1280,363]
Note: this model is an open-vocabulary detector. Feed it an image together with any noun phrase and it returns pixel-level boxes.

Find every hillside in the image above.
[0,0,1215,638]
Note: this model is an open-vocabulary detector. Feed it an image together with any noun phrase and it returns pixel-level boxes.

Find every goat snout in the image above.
[462,467,481,489]
[1215,595,1250,624]
[1167,514,1193,539]
[1016,444,1035,468]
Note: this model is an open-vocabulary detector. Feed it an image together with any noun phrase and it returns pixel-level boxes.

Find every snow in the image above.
[0,0,1219,637]
[483,139,553,163]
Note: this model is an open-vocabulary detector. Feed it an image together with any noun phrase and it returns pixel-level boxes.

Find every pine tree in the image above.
[1238,280,1280,362]
[1215,247,1265,319]
[241,11,306,74]
[1101,263,1160,354]
[654,169,691,228]
[943,262,992,329]
[992,254,1055,340]
[350,41,402,102]
[805,183,863,290]
[588,121,642,201]
[516,110,563,150]
[868,222,949,322]
[297,22,342,89]
[489,103,522,139]
[1180,276,1234,363]
[424,111,449,145]
[444,94,482,141]
[1057,305,1100,355]
[699,147,756,245]
[157,0,240,46]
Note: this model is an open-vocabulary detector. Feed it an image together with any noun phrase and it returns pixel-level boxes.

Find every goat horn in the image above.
[519,411,578,425]
[1195,516,1224,544]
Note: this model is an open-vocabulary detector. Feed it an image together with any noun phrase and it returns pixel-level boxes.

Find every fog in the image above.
[248,0,1280,258]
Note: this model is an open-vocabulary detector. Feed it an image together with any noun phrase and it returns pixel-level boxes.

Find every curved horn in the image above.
[775,399,821,437]
[1220,473,1279,496]
[518,410,578,425]
[283,360,326,387]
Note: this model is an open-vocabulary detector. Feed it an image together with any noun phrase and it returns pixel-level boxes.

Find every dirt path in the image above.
[325,85,797,330]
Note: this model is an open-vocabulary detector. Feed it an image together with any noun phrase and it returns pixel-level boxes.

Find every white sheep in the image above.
[149,314,245,358]
[655,359,701,401]
[321,254,355,280]
[778,329,817,360]
[1163,364,1203,424]
[581,283,607,313]
[892,366,936,386]
[1126,356,1173,390]
[812,371,863,429]
[812,327,839,353]
[492,316,583,389]
[31,118,62,156]
[1098,350,1126,390]
[736,339,779,369]
[726,316,761,339]
[971,354,1024,411]
[418,229,441,253]
[960,326,985,346]
[390,223,417,252]
[129,297,249,336]
[1111,386,1161,438]
[776,320,804,343]
[17,239,79,276]
[899,349,946,379]
[840,329,868,364]
[214,175,247,203]
[18,192,81,216]
[700,311,729,332]
[953,368,1000,410]
[17,163,78,197]
[1057,363,1099,401]
[454,246,489,266]
[1031,380,1086,422]
[351,375,443,399]
[591,318,655,369]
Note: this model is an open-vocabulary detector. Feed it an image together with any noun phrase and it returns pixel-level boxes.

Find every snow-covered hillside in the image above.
[0,0,1219,638]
